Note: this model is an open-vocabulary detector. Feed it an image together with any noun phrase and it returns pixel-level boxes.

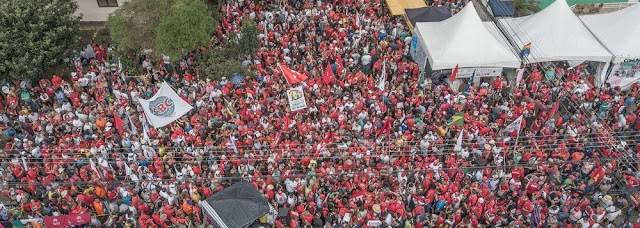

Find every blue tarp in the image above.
[488,0,515,17]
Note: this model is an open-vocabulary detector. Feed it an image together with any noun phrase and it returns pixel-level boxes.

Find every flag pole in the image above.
[506,129,520,172]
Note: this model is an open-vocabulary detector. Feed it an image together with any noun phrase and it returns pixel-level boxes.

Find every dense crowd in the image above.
[2,0,640,227]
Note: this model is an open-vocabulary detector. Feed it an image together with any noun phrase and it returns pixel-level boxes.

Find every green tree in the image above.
[195,48,253,81]
[106,0,174,52]
[238,20,260,57]
[514,0,541,16]
[156,0,215,59]
[0,0,81,80]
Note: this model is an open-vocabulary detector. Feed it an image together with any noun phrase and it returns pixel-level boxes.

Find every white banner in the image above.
[138,82,193,128]
[124,163,139,182]
[457,67,503,78]
[287,86,307,111]
[454,129,463,151]
[377,62,386,91]
[516,68,525,87]
[608,59,640,89]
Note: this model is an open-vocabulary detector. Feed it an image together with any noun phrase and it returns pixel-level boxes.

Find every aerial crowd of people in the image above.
[1,0,640,227]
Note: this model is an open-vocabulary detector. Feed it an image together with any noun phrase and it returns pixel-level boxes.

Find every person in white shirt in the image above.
[605,205,621,223]
[361,52,372,74]
[275,190,287,205]
[209,88,222,101]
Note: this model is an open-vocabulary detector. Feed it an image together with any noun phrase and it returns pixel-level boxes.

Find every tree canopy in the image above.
[0,0,81,80]
[514,0,541,16]
[108,0,214,59]
[156,0,215,59]
[106,0,174,52]
[238,20,260,58]
[107,0,257,81]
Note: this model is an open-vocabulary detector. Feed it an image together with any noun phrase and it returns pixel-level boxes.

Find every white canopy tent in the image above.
[413,2,521,70]
[498,0,613,63]
[580,3,640,62]
[581,3,640,89]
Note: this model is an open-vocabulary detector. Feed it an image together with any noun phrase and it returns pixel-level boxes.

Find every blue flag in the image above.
[464,70,476,92]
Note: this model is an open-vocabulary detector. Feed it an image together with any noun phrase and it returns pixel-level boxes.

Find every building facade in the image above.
[75,0,130,21]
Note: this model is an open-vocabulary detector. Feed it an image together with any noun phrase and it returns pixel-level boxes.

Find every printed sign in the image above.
[287,86,307,111]
[410,32,428,71]
[457,67,503,78]
[609,59,640,88]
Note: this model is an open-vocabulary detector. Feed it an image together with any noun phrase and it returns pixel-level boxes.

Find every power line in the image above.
[0,157,622,187]
[6,128,639,153]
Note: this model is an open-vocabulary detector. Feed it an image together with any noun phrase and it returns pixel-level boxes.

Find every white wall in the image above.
[75,0,130,22]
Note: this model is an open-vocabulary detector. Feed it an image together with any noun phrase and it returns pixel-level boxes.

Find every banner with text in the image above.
[456,67,503,78]
[138,82,193,128]
[608,58,640,89]
[410,32,428,71]
[287,86,307,111]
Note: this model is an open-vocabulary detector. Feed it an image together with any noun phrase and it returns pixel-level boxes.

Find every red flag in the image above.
[349,190,366,203]
[336,54,344,74]
[377,117,393,135]
[449,64,459,82]
[240,105,248,118]
[43,215,69,228]
[113,111,125,136]
[284,115,291,130]
[322,62,334,85]
[279,64,308,84]
[67,213,92,226]
[271,132,282,150]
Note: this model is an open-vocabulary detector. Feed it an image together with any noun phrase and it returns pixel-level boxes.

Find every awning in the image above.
[201,181,270,228]
[386,0,428,15]
[404,6,451,30]
[414,2,521,70]
[498,0,613,63]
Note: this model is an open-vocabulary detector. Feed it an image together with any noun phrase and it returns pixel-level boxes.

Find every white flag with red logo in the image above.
[138,82,193,128]
[503,115,523,133]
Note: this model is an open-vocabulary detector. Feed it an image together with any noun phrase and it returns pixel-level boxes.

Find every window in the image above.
[97,0,118,7]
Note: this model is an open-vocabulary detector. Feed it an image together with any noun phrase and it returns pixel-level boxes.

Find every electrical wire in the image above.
[6,128,640,153]
[4,133,638,165]
[0,157,624,187]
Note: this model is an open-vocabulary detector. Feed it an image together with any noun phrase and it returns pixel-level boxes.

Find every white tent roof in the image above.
[499,0,613,63]
[580,3,640,62]
[414,2,520,70]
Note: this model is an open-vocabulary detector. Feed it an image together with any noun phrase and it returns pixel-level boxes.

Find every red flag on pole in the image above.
[279,64,308,84]
[271,132,282,150]
[240,105,248,118]
[377,117,393,135]
[449,64,459,82]
[322,62,334,85]
[336,54,344,74]
[284,115,291,130]
[113,111,125,136]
